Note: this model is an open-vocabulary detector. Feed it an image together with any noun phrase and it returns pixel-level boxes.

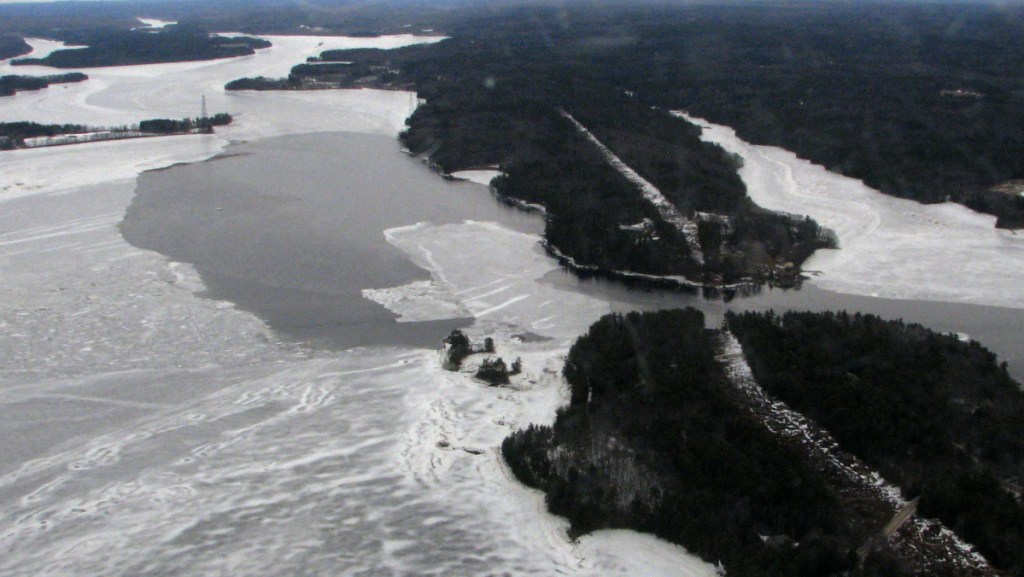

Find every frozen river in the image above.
[2,31,1023,577]
[0,34,722,577]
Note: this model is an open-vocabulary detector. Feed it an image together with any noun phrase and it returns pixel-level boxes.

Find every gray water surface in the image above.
[542,270,1024,379]
[121,130,1022,379]
[121,132,542,350]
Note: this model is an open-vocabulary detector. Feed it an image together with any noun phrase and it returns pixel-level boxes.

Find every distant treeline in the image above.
[0,113,231,150]
[139,112,231,134]
[0,35,31,60]
[12,26,269,68]
[224,55,396,91]
[0,121,90,143]
[727,310,1024,576]
[0,72,87,97]
[504,308,1023,576]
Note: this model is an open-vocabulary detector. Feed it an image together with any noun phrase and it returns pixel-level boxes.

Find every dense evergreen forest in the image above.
[727,311,1024,576]
[505,310,922,577]
[0,35,31,61]
[504,309,1018,576]
[0,73,88,97]
[11,26,270,68]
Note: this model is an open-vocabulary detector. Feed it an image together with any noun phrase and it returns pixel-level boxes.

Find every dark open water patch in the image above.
[541,269,1024,380]
[120,130,1024,378]
[120,131,542,351]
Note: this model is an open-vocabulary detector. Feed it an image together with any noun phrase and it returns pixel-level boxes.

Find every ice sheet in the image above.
[134,18,177,30]
[0,179,713,574]
[679,112,1024,309]
[0,35,442,196]
[0,32,717,573]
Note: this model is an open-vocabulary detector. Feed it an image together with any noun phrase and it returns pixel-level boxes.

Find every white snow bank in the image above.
[134,18,177,30]
[679,111,1024,310]
[578,530,720,577]
[450,169,501,187]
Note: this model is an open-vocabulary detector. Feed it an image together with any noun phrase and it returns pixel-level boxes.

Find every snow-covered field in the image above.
[0,36,716,576]
[678,112,1024,310]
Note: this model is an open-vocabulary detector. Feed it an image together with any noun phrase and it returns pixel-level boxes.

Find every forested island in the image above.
[0,73,87,97]
[503,309,1022,577]
[11,26,269,68]
[0,114,231,150]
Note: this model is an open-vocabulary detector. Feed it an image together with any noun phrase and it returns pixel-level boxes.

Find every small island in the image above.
[441,330,522,386]
[0,73,88,97]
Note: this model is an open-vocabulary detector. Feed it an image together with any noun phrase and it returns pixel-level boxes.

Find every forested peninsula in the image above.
[228,38,834,289]
[0,114,231,150]
[11,26,269,68]
[0,35,31,61]
[503,309,1022,577]
[227,2,1024,230]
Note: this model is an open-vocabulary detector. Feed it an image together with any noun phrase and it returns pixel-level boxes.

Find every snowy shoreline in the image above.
[0,34,715,576]
[5,28,1024,576]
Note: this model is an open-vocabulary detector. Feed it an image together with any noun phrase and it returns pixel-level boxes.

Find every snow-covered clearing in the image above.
[450,168,502,187]
[134,18,177,30]
[560,109,705,265]
[0,34,716,576]
[678,111,1024,310]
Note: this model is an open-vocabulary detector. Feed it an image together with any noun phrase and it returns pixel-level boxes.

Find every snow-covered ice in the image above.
[134,18,177,30]
[0,35,442,197]
[678,111,1024,310]
[361,280,471,322]
[450,168,502,187]
[0,33,717,576]
[1,135,226,201]
[3,38,87,62]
